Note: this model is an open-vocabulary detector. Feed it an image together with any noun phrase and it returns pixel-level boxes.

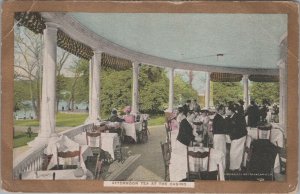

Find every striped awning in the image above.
[15,12,132,70]
[57,30,93,60]
[248,75,279,82]
[15,12,45,34]
[101,53,132,70]
[210,72,243,82]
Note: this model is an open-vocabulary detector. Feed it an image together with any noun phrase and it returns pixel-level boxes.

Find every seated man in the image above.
[108,109,125,136]
[109,109,125,122]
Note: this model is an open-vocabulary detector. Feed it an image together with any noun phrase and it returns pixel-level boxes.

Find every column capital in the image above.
[277,59,286,69]
[93,50,103,55]
[45,22,59,30]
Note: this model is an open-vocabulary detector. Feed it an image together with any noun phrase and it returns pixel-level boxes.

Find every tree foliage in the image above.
[174,74,199,105]
[100,68,132,115]
[139,66,169,114]
[250,82,279,105]
[212,82,243,105]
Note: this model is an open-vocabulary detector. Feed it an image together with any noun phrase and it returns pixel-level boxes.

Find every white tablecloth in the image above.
[22,169,87,180]
[169,131,225,181]
[45,135,92,170]
[101,133,120,160]
[73,132,120,160]
[121,122,142,142]
[247,125,284,148]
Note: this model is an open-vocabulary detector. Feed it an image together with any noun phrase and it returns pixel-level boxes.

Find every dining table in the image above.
[73,131,120,160]
[45,135,93,171]
[169,130,225,181]
[121,122,142,143]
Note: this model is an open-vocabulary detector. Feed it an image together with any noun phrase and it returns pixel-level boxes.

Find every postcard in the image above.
[1,1,299,193]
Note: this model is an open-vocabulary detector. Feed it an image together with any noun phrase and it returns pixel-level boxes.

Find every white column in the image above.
[279,61,287,127]
[243,75,249,108]
[29,22,58,147]
[88,51,101,123]
[205,72,211,108]
[166,68,175,112]
[88,59,92,117]
[131,62,139,114]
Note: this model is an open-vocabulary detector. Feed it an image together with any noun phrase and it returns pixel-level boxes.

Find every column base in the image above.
[27,133,59,148]
[164,108,173,113]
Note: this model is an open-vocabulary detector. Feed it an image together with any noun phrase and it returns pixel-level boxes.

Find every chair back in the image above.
[247,139,277,181]
[56,146,81,168]
[164,123,172,150]
[187,147,210,172]
[160,141,171,181]
[241,135,253,169]
[86,131,101,148]
[186,147,219,181]
[257,124,272,140]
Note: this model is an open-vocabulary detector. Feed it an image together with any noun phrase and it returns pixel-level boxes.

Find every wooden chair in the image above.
[164,122,172,150]
[241,135,252,171]
[160,141,171,181]
[186,147,220,181]
[246,139,277,181]
[86,131,102,156]
[94,154,103,180]
[257,124,272,140]
[56,146,81,170]
[140,119,149,143]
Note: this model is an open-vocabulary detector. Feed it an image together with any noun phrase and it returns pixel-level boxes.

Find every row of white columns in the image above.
[165,70,251,112]
[31,22,285,147]
[31,22,141,146]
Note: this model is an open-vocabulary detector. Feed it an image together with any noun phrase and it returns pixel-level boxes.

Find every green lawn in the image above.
[148,115,165,126]
[13,113,164,148]
[14,112,88,127]
[14,113,164,127]
[13,131,38,148]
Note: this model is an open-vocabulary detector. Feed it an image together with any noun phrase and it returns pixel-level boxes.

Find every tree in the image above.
[56,49,71,111]
[67,59,89,111]
[101,69,132,116]
[250,82,279,105]
[174,74,199,106]
[14,26,43,118]
[212,82,243,105]
[139,66,169,114]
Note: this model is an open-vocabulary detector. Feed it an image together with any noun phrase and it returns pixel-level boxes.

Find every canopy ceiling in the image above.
[70,13,287,70]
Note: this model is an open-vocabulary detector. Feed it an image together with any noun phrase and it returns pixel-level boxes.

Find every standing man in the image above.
[212,104,227,157]
[245,100,260,128]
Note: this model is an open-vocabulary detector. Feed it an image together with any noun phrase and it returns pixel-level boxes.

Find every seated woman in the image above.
[123,106,135,123]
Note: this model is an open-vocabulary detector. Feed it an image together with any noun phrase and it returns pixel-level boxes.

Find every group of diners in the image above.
[169,98,282,173]
[97,106,148,144]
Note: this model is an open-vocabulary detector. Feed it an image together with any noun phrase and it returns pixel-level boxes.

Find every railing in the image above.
[60,123,94,140]
[13,145,47,179]
[13,123,94,179]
